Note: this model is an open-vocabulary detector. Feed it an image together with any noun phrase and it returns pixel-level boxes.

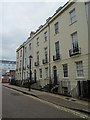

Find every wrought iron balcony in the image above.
[42,59,48,64]
[34,61,39,66]
[69,47,81,57]
[53,54,60,61]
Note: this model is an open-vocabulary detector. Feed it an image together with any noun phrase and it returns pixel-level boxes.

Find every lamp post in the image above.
[28,55,33,91]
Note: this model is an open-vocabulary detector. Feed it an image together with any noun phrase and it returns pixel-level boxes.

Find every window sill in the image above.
[62,78,69,81]
[54,32,59,36]
[69,20,77,26]
[44,40,47,43]
[75,77,85,80]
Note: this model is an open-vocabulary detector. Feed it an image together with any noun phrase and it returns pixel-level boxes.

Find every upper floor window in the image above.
[63,64,68,77]
[76,61,84,77]
[69,9,76,24]
[54,22,59,34]
[17,52,19,59]
[37,51,39,63]
[20,60,21,68]
[29,43,31,50]
[71,32,78,50]
[20,50,22,57]
[25,47,27,53]
[44,47,48,61]
[44,31,47,42]
[55,41,60,56]
[37,37,39,46]
[45,67,48,78]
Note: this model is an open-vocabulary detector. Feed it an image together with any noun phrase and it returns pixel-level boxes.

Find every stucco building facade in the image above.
[16,1,90,97]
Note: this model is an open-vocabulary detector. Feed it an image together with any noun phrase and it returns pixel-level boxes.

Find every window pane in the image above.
[71,32,78,49]
[54,22,59,34]
[55,41,60,55]
[70,9,76,23]
[63,64,68,77]
[76,61,84,77]
[45,67,48,78]
[44,31,47,41]
[29,43,31,50]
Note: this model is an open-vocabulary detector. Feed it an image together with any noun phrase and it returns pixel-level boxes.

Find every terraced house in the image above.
[16,0,90,98]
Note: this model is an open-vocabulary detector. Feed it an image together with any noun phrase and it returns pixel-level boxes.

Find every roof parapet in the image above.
[56,6,63,13]
[39,25,43,29]
[46,17,52,22]
[30,31,35,38]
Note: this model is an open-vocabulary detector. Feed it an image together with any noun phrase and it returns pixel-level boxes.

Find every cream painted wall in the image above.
[16,2,89,85]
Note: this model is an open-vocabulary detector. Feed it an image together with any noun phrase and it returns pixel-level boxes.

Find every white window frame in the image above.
[63,64,68,78]
[44,47,48,62]
[37,37,39,46]
[29,43,31,50]
[55,41,60,56]
[71,32,79,49]
[45,67,48,79]
[44,31,47,42]
[76,61,84,77]
[37,51,39,63]
[25,47,27,53]
[54,22,59,34]
[69,8,76,24]
[20,50,22,57]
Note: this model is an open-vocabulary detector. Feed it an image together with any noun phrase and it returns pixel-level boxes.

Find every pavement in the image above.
[2,83,90,116]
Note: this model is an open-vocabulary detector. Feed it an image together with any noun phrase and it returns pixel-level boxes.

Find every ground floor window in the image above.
[45,67,48,79]
[62,87,68,95]
[24,72,26,79]
[62,64,68,77]
[76,61,84,77]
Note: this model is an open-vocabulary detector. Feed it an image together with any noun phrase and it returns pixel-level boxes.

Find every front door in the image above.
[34,70,36,83]
[77,81,81,96]
[53,66,57,85]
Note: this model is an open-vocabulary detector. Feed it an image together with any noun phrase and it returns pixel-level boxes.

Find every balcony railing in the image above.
[42,59,48,64]
[34,61,39,66]
[53,54,60,61]
[69,47,81,57]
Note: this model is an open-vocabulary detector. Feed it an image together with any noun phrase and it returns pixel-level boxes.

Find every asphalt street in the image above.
[2,86,86,119]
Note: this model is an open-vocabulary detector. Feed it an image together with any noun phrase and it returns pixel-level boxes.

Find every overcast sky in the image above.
[0,0,68,61]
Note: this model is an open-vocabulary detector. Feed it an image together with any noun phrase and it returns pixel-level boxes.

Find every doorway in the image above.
[34,70,36,83]
[53,66,58,85]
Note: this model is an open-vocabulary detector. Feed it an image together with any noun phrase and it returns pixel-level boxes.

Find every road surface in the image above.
[2,86,85,119]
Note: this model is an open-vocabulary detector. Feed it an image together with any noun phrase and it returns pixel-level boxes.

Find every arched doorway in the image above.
[53,66,58,85]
